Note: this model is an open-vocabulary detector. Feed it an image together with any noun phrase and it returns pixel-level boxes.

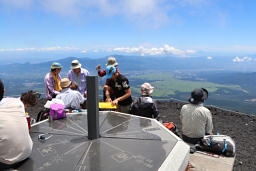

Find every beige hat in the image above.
[106,57,118,66]
[60,78,71,88]
[71,60,82,69]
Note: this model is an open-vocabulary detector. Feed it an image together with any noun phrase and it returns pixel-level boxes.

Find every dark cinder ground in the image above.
[26,99,256,171]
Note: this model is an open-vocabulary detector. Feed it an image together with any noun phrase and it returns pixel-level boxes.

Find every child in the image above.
[96,57,119,101]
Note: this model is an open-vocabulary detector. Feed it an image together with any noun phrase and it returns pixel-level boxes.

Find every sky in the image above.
[0,0,256,63]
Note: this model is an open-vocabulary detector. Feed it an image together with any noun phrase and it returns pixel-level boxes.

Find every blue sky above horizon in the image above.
[0,0,256,63]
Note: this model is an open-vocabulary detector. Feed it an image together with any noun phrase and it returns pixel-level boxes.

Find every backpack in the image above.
[163,122,179,137]
[36,108,50,122]
[49,103,66,120]
[197,135,236,157]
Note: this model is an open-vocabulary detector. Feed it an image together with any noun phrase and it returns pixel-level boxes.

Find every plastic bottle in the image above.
[26,112,31,130]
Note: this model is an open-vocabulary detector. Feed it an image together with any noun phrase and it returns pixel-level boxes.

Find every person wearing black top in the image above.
[130,83,159,119]
[104,65,132,113]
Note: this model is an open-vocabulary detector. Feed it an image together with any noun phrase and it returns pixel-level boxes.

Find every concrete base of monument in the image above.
[1,111,190,171]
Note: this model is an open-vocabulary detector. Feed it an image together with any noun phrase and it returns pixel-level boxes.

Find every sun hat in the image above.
[51,62,62,69]
[106,57,118,66]
[141,83,154,95]
[71,60,82,69]
[188,88,208,104]
[105,65,116,79]
[60,78,71,88]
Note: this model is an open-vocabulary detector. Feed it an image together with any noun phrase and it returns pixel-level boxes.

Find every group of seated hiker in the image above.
[44,56,212,145]
[0,55,216,167]
[44,59,89,109]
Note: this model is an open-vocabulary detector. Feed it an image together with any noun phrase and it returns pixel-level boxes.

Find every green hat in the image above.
[51,62,62,69]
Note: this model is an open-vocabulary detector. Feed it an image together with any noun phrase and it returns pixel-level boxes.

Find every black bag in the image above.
[197,135,236,157]
[36,108,50,122]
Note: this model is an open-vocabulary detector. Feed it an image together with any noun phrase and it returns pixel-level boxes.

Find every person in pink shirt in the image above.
[44,62,62,100]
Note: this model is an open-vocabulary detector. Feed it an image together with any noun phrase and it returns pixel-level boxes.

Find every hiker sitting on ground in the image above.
[96,56,119,101]
[67,59,90,98]
[130,83,159,119]
[44,62,62,100]
[180,88,213,144]
[56,78,85,110]
[104,65,132,114]
[0,80,37,165]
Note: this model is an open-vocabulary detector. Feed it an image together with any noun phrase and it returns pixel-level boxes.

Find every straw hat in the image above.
[60,78,71,88]
[106,57,118,66]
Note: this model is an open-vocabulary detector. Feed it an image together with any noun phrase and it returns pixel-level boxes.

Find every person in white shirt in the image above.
[56,78,85,110]
[0,80,37,165]
[180,88,213,144]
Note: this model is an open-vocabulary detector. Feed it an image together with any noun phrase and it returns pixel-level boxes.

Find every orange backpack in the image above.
[163,122,179,136]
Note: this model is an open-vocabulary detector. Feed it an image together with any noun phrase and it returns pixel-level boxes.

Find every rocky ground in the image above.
[26,99,256,171]
[157,100,256,171]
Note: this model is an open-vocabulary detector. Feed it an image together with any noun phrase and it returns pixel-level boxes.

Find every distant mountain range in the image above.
[1,55,256,74]
[1,55,256,114]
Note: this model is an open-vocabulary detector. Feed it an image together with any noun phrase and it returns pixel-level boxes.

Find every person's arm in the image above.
[152,102,159,119]
[79,70,90,97]
[180,105,185,122]
[129,100,136,114]
[96,65,106,77]
[104,85,112,102]
[112,88,131,106]
[68,71,78,90]
[205,112,213,135]
[45,76,60,96]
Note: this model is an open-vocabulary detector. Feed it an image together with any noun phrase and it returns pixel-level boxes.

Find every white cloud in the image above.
[180,0,210,8]
[40,0,84,17]
[0,46,80,52]
[1,0,33,8]
[80,50,87,53]
[233,56,253,63]
[112,44,196,56]
[1,0,171,28]
[207,56,212,60]
[0,44,196,57]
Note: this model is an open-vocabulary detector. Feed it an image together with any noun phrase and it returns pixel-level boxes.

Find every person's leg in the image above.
[117,104,131,114]
[80,100,87,109]
[103,89,107,101]
[182,134,202,144]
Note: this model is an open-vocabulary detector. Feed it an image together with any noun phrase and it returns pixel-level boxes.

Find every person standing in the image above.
[68,60,90,98]
[96,56,119,77]
[180,88,213,144]
[130,83,159,119]
[104,65,132,113]
[44,62,62,100]
[96,56,119,101]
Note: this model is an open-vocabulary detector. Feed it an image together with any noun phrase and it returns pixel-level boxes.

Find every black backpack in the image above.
[197,135,236,157]
[36,108,50,122]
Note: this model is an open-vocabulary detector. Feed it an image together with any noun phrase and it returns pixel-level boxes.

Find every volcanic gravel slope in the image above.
[26,99,256,171]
